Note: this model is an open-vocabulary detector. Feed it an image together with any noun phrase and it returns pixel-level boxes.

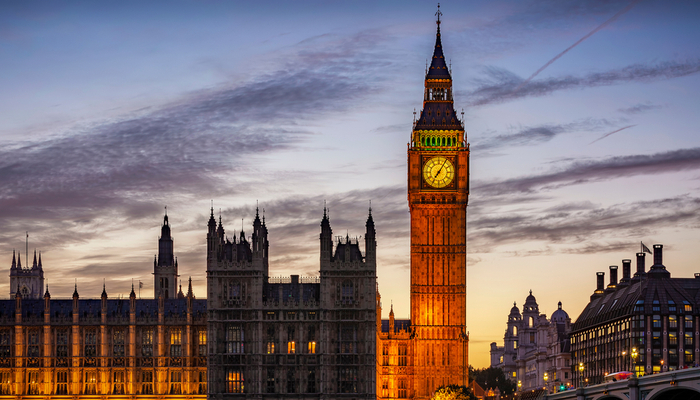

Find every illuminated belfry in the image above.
[407,6,470,397]
[377,6,470,399]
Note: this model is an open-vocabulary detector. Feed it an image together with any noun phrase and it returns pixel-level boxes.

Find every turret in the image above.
[154,210,179,299]
[207,206,217,260]
[252,206,269,276]
[101,282,108,310]
[389,303,395,334]
[320,205,333,263]
[365,205,376,265]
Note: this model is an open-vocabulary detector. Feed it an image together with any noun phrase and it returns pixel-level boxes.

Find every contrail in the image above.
[589,125,635,144]
[512,0,643,95]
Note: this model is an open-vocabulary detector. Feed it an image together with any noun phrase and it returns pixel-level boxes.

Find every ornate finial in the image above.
[513,301,516,307]
[369,200,372,215]
[210,200,214,217]
[436,3,442,27]
[256,200,259,217]
[165,205,167,216]
[262,208,265,224]
[529,289,532,295]
[323,200,327,218]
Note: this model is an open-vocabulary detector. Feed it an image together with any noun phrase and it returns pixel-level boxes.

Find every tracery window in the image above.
[27,371,39,395]
[141,370,153,394]
[226,325,243,354]
[84,371,96,394]
[0,330,11,358]
[341,280,354,302]
[85,330,97,357]
[198,330,207,356]
[307,368,317,393]
[113,329,125,357]
[170,371,181,394]
[142,329,153,357]
[56,330,69,357]
[170,328,182,357]
[56,371,68,395]
[113,370,125,394]
[227,369,244,393]
[339,367,358,393]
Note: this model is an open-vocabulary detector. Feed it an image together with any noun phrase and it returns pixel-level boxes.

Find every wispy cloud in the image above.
[475,118,614,150]
[469,195,700,254]
[618,102,663,115]
[589,124,635,144]
[464,60,700,106]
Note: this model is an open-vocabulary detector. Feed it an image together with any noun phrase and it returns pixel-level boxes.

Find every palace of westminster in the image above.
[5,8,698,400]
[0,10,471,400]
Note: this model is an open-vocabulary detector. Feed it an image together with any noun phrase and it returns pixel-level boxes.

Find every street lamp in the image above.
[544,372,548,393]
[578,363,584,387]
[631,347,638,375]
[518,380,522,393]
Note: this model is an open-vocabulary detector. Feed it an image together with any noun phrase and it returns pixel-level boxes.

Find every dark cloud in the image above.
[464,60,700,106]
[0,30,396,252]
[475,147,700,196]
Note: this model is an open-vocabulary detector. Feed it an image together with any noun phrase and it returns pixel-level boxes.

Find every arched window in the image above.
[529,316,534,327]
[513,326,518,336]
[341,281,354,302]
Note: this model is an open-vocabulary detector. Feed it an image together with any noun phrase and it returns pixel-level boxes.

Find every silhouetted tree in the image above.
[469,366,516,396]
[431,384,477,400]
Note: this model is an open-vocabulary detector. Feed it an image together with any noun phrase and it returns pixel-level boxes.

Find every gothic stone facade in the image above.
[0,288,208,398]
[206,207,377,398]
[1,214,207,398]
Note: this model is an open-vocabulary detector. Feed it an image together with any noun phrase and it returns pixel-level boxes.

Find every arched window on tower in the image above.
[529,316,534,327]
[513,326,518,336]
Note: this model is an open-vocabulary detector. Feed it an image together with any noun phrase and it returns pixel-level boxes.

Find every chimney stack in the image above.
[596,272,605,292]
[653,244,663,267]
[635,252,646,277]
[608,266,618,288]
[621,259,631,284]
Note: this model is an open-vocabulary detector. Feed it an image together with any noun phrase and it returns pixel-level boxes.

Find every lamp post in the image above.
[578,363,584,387]
[622,350,627,372]
[543,372,548,393]
[518,380,522,394]
[631,348,638,376]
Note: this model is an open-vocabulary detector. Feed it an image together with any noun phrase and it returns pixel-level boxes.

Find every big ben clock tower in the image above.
[408,6,469,397]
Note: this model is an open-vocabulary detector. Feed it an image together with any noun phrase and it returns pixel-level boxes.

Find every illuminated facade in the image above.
[1,214,207,398]
[571,244,700,386]
[206,206,377,398]
[489,293,572,393]
[377,8,470,399]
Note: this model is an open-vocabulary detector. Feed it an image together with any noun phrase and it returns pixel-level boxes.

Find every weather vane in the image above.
[436,3,442,25]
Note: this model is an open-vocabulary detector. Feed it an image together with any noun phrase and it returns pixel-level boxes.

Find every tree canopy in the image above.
[431,384,477,400]
[469,366,517,396]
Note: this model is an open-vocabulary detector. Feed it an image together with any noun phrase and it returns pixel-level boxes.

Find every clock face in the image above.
[422,156,455,188]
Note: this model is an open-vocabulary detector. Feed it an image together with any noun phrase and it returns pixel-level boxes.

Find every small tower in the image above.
[153,210,178,299]
[9,248,44,299]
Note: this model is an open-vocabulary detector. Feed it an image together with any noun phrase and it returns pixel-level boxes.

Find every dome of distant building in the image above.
[551,301,569,324]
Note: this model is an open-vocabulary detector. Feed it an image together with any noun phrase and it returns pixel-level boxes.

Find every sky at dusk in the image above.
[2,0,700,368]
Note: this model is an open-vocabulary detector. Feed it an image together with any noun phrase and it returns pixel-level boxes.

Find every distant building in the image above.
[571,244,700,386]
[490,292,572,393]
